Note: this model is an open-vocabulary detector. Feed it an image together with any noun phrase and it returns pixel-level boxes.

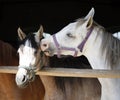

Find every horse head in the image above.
[16,25,46,88]
[40,8,95,57]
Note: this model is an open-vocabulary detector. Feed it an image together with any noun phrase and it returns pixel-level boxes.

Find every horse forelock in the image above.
[19,33,39,50]
[0,40,18,65]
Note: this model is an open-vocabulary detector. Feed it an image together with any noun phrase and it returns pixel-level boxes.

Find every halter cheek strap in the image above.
[52,34,78,58]
[77,27,94,52]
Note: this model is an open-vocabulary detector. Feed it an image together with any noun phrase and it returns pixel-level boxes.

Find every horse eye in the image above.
[66,33,75,38]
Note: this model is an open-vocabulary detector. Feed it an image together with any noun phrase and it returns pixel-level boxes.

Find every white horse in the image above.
[41,8,120,100]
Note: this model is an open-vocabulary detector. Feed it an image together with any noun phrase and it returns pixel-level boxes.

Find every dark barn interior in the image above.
[0,0,120,49]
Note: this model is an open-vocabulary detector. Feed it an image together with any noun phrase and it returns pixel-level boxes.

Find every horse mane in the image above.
[91,21,120,68]
[101,28,120,68]
[0,40,18,65]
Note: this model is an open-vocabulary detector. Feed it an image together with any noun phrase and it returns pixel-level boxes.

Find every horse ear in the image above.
[84,16,93,29]
[38,25,44,39]
[83,8,94,29]
[17,27,26,40]
[84,7,95,20]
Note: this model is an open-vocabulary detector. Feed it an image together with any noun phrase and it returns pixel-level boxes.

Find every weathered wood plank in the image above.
[38,68,120,78]
[0,66,120,78]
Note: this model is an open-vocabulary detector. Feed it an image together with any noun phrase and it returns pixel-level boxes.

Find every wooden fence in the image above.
[0,66,120,78]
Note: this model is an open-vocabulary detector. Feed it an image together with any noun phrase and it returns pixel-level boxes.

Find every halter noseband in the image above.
[52,27,93,57]
[52,34,78,58]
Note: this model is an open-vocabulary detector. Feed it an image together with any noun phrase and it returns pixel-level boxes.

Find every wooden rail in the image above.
[0,66,120,78]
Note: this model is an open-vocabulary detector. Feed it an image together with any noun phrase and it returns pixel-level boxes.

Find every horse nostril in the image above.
[22,75,26,82]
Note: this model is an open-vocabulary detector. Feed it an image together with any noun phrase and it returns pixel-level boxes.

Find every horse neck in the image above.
[84,27,120,69]
[83,28,120,100]
[83,27,108,69]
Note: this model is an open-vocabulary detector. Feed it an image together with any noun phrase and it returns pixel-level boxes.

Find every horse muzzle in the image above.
[15,67,35,88]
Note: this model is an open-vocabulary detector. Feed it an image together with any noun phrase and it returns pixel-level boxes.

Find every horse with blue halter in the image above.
[15,26,101,100]
[41,8,120,100]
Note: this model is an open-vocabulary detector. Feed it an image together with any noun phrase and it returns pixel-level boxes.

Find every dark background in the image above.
[0,0,120,49]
